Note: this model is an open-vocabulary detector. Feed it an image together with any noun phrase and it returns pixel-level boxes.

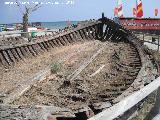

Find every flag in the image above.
[114,7,118,16]
[136,0,143,18]
[155,8,158,16]
[117,0,123,17]
[133,8,137,17]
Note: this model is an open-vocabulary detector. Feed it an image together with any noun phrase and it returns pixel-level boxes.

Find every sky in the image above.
[0,0,159,24]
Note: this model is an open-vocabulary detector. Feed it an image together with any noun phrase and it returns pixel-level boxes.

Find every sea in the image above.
[38,21,79,30]
[0,21,80,32]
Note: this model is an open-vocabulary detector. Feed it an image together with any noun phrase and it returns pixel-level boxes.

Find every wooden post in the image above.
[52,31,54,36]
[158,35,160,52]
[143,33,144,41]
[3,35,5,40]
[45,31,47,36]
[28,32,32,42]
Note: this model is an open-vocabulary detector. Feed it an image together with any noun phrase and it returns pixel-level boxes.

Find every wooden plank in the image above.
[2,50,12,65]
[7,50,16,63]
[48,40,55,48]
[56,38,63,46]
[88,77,160,120]
[28,45,37,56]
[3,47,87,104]
[83,28,89,39]
[72,31,77,40]
[0,51,8,66]
[90,25,95,38]
[20,46,29,58]
[88,27,94,39]
[42,41,49,51]
[77,30,84,40]
[30,44,38,55]
[55,38,62,46]
[67,44,106,81]
[3,67,51,104]
[61,36,69,44]
[42,42,49,50]
[79,29,85,39]
[89,65,105,77]
[158,36,160,51]
[0,22,100,51]
[58,37,66,45]
[69,33,75,42]
[16,47,24,59]
[75,31,82,41]
[38,43,46,51]
[67,34,74,43]
[24,46,32,56]
[32,44,41,54]
[86,27,92,40]
[52,39,59,46]
[45,41,51,48]
[64,35,71,43]
[50,39,57,47]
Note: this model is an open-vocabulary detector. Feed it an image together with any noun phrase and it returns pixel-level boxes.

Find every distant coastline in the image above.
[0,21,80,30]
[40,21,79,29]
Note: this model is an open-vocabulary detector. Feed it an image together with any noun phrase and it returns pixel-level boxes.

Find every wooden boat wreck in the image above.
[0,14,159,120]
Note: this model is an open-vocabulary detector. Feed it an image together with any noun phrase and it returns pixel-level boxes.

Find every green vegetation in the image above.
[50,62,62,74]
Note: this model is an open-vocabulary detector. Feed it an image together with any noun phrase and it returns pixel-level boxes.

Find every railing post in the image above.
[3,35,5,40]
[143,33,144,41]
[158,35,160,52]
[52,31,54,36]
[27,32,30,42]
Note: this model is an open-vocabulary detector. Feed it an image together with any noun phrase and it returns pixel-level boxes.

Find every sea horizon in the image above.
[0,21,80,30]
[40,21,79,29]
[0,20,81,25]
